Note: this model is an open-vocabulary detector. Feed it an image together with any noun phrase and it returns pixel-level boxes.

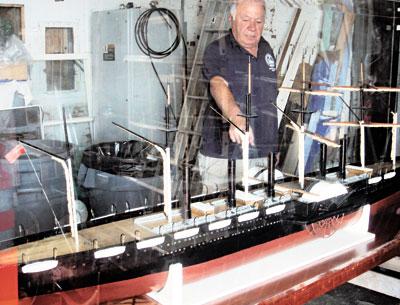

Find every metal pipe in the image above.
[339,136,347,179]
[246,94,251,132]
[182,161,192,220]
[300,92,305,125]
[360,89,365,120]
[320,143,327,178]
[165,104,170,147]
[62,107,71,157]
[267,152,275,197]
[227,159,236,208]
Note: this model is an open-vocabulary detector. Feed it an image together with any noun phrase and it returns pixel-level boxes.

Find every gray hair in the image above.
[229,0,266,20]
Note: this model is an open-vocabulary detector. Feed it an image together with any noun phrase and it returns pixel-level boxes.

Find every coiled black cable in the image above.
[134,7,182,59]
[134,5,187,123]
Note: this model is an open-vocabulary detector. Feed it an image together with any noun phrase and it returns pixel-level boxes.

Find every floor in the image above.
[306,283,400,305]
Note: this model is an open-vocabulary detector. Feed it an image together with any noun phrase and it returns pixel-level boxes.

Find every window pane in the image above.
[45,60,75,91]
[45,27,74,54]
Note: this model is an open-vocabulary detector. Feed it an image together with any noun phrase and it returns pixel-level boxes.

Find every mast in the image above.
[209,106,245,208]
[165,83,171,147]
[239,56,258,195]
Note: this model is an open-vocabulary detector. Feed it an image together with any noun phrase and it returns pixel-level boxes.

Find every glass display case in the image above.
[0,1,399,304]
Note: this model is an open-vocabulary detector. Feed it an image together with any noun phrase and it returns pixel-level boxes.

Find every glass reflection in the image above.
[0,0,398,280]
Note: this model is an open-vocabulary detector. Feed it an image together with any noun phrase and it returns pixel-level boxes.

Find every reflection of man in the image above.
[199,0,278,192]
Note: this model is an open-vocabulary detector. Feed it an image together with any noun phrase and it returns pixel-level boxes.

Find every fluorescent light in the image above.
[22,260,58,274]
[94,246,126,259]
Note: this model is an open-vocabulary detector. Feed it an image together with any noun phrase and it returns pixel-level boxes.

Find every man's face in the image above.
[230,1,265,51]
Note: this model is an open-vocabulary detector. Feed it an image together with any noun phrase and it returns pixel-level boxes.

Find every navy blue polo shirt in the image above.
[200,31,278,159]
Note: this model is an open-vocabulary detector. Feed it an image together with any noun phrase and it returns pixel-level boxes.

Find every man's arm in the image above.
[209,75,254,145]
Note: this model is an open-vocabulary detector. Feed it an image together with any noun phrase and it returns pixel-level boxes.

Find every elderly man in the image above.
[199,0,279,192]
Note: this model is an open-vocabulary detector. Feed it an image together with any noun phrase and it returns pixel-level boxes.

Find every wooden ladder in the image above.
[173,0,231,195]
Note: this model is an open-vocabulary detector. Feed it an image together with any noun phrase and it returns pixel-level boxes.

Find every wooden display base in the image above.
[148,206,374,305]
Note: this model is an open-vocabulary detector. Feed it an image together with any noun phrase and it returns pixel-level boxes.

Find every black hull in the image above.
[18,166,400,299]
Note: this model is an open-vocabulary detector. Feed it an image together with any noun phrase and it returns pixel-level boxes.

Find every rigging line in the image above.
[338,95,361,122]
[209,105,245,135]
[24,150,72,251]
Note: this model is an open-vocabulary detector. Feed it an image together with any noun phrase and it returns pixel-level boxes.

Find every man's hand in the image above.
[209,76,254,146]
[229,116,255,145]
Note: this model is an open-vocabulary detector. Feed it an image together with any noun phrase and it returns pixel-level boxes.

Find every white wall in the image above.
[0,0,189,145]
[0,0,182,59]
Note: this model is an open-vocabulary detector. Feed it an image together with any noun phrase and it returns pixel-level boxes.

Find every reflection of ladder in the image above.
[173,0,230,192]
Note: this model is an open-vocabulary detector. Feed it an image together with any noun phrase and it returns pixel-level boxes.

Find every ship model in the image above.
[1,67,400,305]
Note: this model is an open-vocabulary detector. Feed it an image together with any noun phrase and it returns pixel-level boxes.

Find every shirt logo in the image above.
[265,53,276,72]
